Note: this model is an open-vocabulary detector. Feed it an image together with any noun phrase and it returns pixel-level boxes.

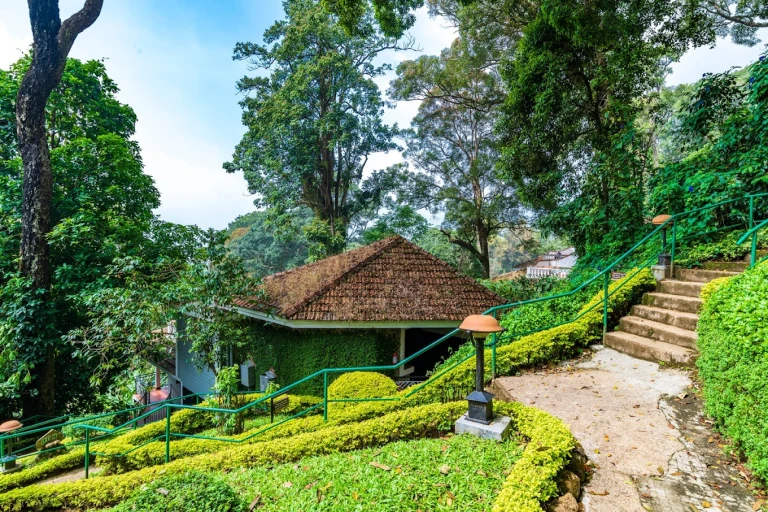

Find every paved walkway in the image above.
[496,345,758,512]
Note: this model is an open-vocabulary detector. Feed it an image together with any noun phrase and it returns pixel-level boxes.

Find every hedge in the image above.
[0,402,467,511]
[418,268,656,402]
[97,394,321,474]
[328,371,397,400]
[492,403,575,512]
[0,449,85,494]
[697,262,768,481]
[0,401,576,512]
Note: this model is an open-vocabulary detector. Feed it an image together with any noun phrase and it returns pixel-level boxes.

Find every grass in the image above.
[111,433,524,512]
[224,434,522,512]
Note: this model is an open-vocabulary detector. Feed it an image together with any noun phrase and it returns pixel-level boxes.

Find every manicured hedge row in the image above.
[99,394,410,474]
[492,403,576,512]
[697,263,768,481]
[0,402,467,511]
[0,449,85,494]
[97,394,321,473]
[419,269,656,402]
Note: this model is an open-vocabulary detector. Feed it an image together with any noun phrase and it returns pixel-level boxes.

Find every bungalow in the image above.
[167,236,503,396]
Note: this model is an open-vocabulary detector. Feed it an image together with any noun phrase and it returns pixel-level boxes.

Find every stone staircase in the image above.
[604,262,747,364]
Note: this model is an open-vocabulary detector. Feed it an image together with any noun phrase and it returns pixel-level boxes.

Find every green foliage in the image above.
[649,55,768,238]
[360,205,429,244]
[223,433,522,511]
[226,210,311,277]
[244,324,398,395]
[328,371,397,402]
[422,269,655,402]
[675,230,768,268]
[224,0,408,255]
[0,448,85,494]
[492,402,575,512]
[389,37,520,278]
[697,262,768,481]
[61,414,115,441]
[0,56,161,416]
[0,402,468,511]
[69,228,256,387]
[481,275,568,305]
[436,276,599,375]
[111,471,245,512]
[215,366,245,435]
[415,227,484,278]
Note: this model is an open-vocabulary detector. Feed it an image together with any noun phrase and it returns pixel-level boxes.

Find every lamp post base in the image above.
[455,413,511,442]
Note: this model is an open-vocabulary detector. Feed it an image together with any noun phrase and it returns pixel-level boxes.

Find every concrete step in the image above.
[674,268,741,283]
[658,279,704,298]
[619,316,698,350]
[702,261,749,272]
[631,305,699,331]
[744,249,768,262]
[643,292,702,314]
[604,331,697,365]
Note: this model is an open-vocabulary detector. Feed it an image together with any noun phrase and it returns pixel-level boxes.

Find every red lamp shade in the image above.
[652,214,673,226]
[459,314,503,334]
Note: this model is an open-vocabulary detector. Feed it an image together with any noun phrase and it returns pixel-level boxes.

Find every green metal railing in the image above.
[738,218,768,267]
[4,193,768,478]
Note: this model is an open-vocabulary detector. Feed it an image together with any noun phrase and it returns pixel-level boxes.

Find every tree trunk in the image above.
[16,0,103,416]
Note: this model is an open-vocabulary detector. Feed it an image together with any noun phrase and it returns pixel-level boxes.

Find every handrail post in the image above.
[164,407,170,464]
[491,312,497,379]
[670,222,677,278]
[84,429,90,479]
[0,435,5,462]
[752,232,758,268]
[750,196,755,230]
[322,371,328,422]
[602,272,609,336]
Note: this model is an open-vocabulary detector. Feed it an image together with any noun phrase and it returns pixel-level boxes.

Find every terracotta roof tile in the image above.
[233,236,503,322]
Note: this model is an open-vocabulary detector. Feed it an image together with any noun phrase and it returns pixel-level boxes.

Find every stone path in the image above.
[496,345,758,512]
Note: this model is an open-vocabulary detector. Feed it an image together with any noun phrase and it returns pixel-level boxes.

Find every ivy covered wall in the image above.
[240,322,399,395]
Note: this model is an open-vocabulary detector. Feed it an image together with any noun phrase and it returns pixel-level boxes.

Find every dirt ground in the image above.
[496,345,758,512]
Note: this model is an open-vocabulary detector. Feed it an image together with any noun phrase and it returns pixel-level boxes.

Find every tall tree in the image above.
[225,0,409,257]
[0,57,157,417]
[390,39,523,278]
[14,0,103,415]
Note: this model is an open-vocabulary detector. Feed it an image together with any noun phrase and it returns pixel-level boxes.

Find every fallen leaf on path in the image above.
[440,464,451,475]
[658,467,665,475]
[370,462,391,471]
[702,501,712,509]
[249,495,261,511]
[283,481,293,488]
[156,488,169,496]
[588,490,610,496]
[753,500,764,511]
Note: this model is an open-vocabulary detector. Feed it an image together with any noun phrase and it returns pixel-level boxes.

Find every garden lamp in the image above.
[459,314,504,424]
[652,214,674,267]
[0,420,22,473]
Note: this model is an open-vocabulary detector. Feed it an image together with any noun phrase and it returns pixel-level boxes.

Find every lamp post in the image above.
[652,214,673,267]
[459,314,504,425]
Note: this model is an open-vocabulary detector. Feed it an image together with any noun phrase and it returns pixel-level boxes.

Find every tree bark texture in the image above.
[16,0,102,416]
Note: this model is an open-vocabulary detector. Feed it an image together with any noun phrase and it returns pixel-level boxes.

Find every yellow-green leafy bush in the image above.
[328,371,397,401]
[0,448,85,494]
[492,403,576,512]
[697,262,768,481]
[699,275,732,304]
[97,394,321,474]
[419,269,656,402]
[0,402,466,511]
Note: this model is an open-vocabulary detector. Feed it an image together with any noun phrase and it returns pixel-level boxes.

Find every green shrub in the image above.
[676,230,768,268]
[493,402,576,512]
[244,325,399,395]
[61,414,116,441]
[111,471,244,512]
[328,371,397,401]
[699,276,732,304]
[697,262,768,481]
[482,275,566,303]
[0,448,85,494]
[420,269,655,402]
[0,402,466,511]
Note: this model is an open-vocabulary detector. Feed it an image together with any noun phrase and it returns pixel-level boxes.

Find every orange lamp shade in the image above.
[652,214,673,226]
[0,420,22,433]
[459,314,503,334]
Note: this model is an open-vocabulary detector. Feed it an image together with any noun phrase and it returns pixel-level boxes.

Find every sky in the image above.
[0,2,766,229]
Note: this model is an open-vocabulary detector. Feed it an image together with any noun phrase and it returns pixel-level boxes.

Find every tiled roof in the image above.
[233,236,503,322]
